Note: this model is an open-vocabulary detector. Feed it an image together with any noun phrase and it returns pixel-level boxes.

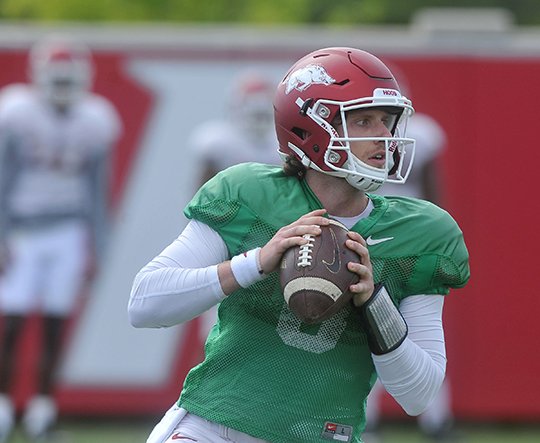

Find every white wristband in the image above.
[230,248,265,288]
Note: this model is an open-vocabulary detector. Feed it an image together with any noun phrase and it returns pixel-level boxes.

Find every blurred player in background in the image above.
[188,69,279,341]
[376,111,446,204]
[189,69,279,185]
[0,35,122,442]
[128,47,469,443]
[365,78,457,442]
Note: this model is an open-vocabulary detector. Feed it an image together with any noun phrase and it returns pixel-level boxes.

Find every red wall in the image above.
[1,48,539,421]
[383,55,540,421]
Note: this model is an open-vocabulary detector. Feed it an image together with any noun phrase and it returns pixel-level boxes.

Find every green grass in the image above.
[5,419,540,443]
[7,418,154,443]
[373,421,540,443]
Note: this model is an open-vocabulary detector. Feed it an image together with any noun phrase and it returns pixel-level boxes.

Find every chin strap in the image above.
[357,283,408,355]
[345,174,383,192]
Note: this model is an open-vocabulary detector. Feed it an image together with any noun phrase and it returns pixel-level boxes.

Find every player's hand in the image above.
[345,231,375,307]
[259,209,330,274]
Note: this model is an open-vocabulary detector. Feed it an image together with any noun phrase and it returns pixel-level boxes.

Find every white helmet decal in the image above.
[285,64,336,94]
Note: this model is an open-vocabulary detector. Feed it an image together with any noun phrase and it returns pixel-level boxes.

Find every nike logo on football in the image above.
[366,235,394,246]
[322,227,342,273]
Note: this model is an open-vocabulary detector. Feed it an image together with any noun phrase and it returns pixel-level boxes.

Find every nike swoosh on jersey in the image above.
[322,227,342,273]
[366,235,394,246]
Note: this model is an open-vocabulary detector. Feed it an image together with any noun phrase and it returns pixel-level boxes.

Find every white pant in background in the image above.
[0,220,88,316]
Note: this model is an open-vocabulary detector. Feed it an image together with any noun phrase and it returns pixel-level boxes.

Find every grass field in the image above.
[5,419,540,443]
[369,421,540,443]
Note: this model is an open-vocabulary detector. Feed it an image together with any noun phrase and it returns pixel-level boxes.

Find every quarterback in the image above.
[129,47,470,443]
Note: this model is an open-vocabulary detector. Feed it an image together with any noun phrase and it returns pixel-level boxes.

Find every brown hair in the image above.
[282,155,306,180]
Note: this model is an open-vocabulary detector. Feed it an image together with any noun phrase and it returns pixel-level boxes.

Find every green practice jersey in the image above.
[179,163,470,443]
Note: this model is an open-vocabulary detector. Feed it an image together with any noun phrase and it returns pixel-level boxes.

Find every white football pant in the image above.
[0,220,88,316]
[147,404,269,443]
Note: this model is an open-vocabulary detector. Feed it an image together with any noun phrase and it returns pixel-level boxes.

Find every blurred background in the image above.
[0,0,539,442]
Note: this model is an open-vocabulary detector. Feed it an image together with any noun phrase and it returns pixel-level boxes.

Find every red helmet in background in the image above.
[227,70,276,139]
[274,47,415,192]
[29,35,94,108]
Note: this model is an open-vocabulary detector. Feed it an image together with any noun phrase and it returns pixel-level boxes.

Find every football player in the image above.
[0,35,122,441]
[189,69,279,186]
[128,47,470,443]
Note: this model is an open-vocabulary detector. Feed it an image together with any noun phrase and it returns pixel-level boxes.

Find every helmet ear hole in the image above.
[291,127,310,141]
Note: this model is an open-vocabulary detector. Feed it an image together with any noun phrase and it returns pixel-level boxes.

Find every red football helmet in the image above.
[227,70,276,139]
[274,47,415,192]
[29,36,94,107]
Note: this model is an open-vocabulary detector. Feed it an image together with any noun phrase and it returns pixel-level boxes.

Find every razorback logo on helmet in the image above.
[285,64,335,94]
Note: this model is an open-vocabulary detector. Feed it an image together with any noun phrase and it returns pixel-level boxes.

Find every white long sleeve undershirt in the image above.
[128,219,446,416]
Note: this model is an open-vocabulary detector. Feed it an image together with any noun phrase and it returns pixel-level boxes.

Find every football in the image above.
[280,218,360,324]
